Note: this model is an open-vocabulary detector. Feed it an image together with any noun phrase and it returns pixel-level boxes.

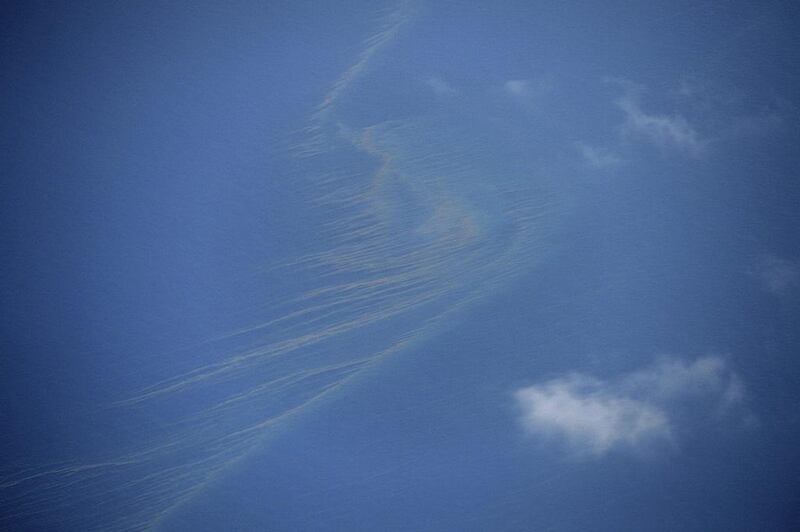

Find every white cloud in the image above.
[515,376,670,456]
[621,356,742,405]
[754,254,799,295]
[503,78,553,106]
[504,79,530,96]
[576,143,621,169]
[425,76,457,97]
[515,356,749,457]
[616,92,704,156]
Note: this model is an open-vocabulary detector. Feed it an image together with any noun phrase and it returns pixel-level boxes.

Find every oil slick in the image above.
[1,2,560,530]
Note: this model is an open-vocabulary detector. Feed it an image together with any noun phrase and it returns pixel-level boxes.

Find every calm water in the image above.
[2,1,800,530]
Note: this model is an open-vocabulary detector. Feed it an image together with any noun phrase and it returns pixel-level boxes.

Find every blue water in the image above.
[2,1,800,530]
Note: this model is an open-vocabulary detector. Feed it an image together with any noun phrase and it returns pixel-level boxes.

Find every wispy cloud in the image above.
[515,356,750,457]
[425,76,458,97]
[754,254,799,296]
[675,79,699,99]
[503,78,553,107]
[621,356,744,407]
[504,79,531,96]
[576,142,621,169]
[616,92,704,156]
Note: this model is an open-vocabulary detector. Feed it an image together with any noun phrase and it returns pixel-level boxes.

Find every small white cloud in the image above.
[577,143,621,169]
[503,77,554,106]
[504,79,530,96]
[616,92,704,156]
[515,356,750,457]
[425,76,457,97]
[621,356,743,406]
[754,255,799,295]
[515,376,670,456]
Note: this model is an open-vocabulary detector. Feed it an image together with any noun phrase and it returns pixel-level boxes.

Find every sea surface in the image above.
[2,1,800,530]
